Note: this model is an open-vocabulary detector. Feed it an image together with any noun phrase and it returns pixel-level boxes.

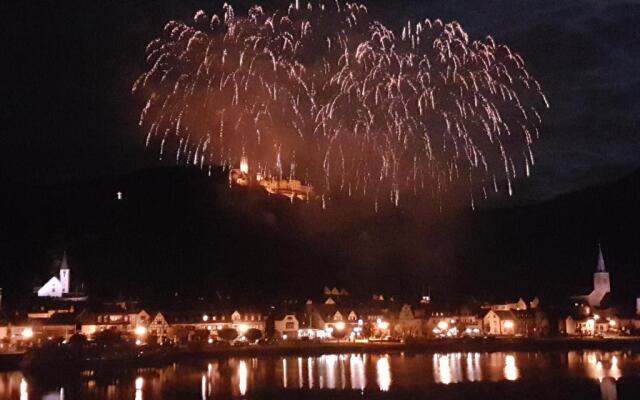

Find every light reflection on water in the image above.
[1,351,639,399]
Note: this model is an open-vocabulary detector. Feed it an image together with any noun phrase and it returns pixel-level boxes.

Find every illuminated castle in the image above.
[229,157,314,201]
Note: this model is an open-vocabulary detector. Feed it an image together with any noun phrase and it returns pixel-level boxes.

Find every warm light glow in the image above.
[503,320,514,330]
[238,361,248,395]
[20,378,28,400]
[437,321,449,331]
[282,358,288,388]
[238,324,249,333]
[22,328,34,339]
[135,377,143,400]
[376,319,389,330]
[350,355,366,390]
[335,321,346,331]
[134,326,147,336]
[609,320,617,327]
[240,157,249,174]
[434,354,454,385]
[207,338,213,344]
[594,314,600,321]
[504,355,519,381]
[376,356,391,391]
[202,314,209,322]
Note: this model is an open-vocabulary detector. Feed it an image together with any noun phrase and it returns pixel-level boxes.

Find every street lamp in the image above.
[437,320,449,331]
[376,319,389,330]
[134,326,147,336]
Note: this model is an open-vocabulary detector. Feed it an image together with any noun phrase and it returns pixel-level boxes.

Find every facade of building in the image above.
[36,254,71,298]
[484,310,516,336]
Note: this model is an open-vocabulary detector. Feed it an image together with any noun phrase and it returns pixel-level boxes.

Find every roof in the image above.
[596,244,606,272]
[486,310,516,320]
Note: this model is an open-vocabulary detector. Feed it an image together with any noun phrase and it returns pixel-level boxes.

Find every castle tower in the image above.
[59,252,70,294]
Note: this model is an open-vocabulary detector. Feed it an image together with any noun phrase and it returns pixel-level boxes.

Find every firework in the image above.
[133,1,548,208]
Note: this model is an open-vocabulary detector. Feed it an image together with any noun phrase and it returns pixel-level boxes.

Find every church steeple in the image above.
[596,243,606,272]
[60,251,70,294]
[60,251,69,269]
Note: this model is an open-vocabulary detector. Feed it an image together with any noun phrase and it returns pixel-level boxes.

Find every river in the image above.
[1,351,639,399]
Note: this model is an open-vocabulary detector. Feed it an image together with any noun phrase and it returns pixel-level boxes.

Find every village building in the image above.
[34,253,87,301]
[394,304,423,337]
[273,312,312,339]
[484,310,517,335]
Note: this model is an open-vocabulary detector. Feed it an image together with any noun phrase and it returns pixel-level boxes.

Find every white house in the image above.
[36,253,71,298]
[274,313,302,339]
[484,310,516,336]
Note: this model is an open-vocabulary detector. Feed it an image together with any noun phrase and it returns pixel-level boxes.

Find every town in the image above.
[1,245,639,355]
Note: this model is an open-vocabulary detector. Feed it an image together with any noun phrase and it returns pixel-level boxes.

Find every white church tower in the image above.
[37,251,71,298]
[60,252,70,294]
[588,244,611,307]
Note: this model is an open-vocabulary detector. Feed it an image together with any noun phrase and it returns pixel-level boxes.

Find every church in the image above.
[36,253,71,298]
[586,245,611,308]
[35,253,85,300]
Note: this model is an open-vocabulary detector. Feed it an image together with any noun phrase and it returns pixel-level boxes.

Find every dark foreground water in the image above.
[1,351,640,399]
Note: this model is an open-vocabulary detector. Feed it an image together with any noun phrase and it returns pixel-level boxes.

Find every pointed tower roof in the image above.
[596,244,606,272]
[60,251,69,270]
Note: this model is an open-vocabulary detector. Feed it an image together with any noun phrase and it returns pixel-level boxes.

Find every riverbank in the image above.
[3,337,640,371]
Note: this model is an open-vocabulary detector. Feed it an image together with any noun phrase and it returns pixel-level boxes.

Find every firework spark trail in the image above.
[133,1,548,208]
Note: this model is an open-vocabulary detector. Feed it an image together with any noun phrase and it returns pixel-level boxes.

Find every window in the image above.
[285,322,295,330]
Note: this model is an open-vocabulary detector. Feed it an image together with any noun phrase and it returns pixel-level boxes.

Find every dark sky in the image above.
[1,1,639,306]
[2,0,640,202]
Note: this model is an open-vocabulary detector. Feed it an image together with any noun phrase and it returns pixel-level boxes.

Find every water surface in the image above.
[1,351,639,399]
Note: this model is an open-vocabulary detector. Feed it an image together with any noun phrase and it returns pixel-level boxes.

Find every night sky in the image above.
[3,0,640,199]
[1,0,639,305]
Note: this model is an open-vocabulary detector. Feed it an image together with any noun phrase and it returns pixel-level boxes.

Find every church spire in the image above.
[596,243,606,272]
[60,251,69,270]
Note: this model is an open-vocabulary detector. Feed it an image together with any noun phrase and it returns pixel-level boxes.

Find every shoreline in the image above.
[3,337,640,372]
